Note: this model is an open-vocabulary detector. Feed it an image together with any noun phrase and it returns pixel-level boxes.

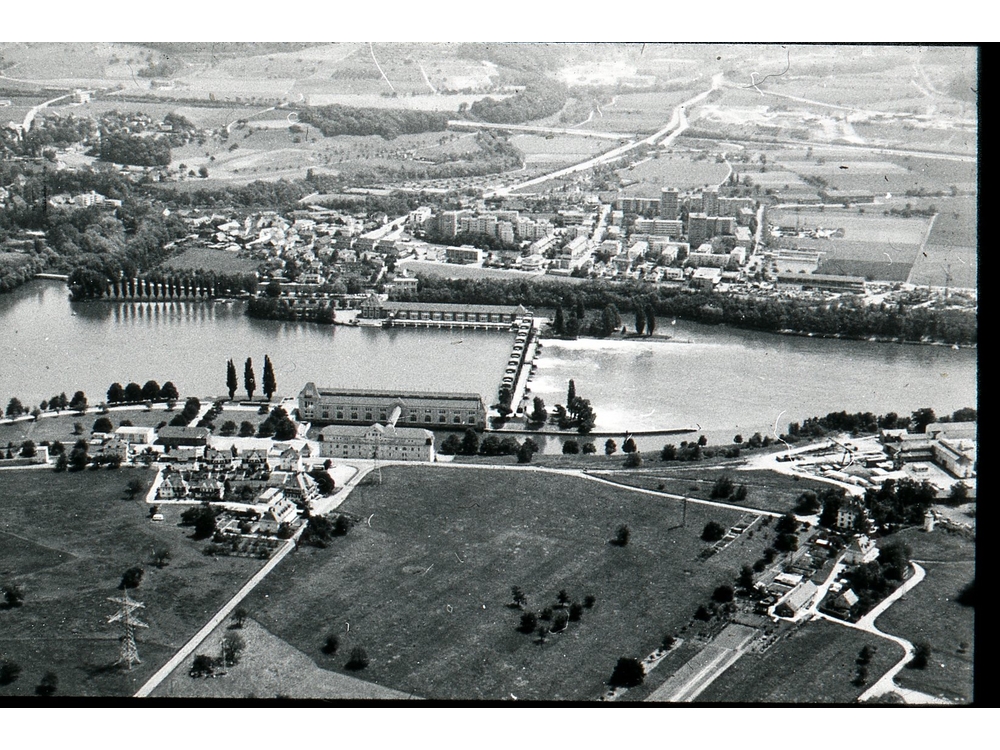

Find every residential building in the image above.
[446,245,483,265]
[843,535,879,565]
[659,188,679,220]
[775,581,818,618]
[114,426,155,445]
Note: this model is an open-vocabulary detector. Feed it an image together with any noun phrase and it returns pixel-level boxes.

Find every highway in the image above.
[483,73,723,198]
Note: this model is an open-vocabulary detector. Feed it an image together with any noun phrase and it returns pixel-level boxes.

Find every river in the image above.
[1,281,977,454]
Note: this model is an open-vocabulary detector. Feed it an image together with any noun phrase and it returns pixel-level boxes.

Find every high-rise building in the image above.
[701,188,719,217]
[659,188,679,220]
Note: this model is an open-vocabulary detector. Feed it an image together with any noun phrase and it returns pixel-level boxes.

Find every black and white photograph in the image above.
[0,30,978,714]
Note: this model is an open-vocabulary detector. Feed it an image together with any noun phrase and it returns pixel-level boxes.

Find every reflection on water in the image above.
[1,281,511,407]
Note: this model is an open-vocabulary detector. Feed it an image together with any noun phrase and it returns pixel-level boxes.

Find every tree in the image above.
[948,481,970,504]
[346,646,369,670]
[584,594,596,609]
[712,584,735,603]
[226,359,239,400]
[221,633,246,667]
[776,512,798,534]
[93,416,114,434]
[19,440,36,459]
[440,434,462,455]
[951,407,976,422]
[119,567,144,590]
[701,521,725,542]
[460,428,480,456]
[613,524,631,546]
[567,380,576,409]
[623,452,642,468]
[733,434,744,444]
[35,671,58,697]
[645,307,657,336]
[151,546,171,569]
[774,532,799,553]
[126,478,144,499]
[54,454,69,472]
[239,421,256,437]
[739,565,755,591]
[605,439,617,456]
[516,441,534,464]
[159,382,179,401]
[908,641,932,670]
[5,397,24,418]
[69,439,89,470]
[2,582,24,607]
[733,485,748,502]
[552,611,569,632]
[0,660,21,685]
[660,444,677,461]
[558,589,571,607]
[124,382,143,403]
[622,436,637,453]
[608,657,645,688]
[635,307,645,335]
[519,611,538,633]
[530,396,547,424]
[219,420,237,437]
[141,380,160,402]
[910,408,937,434]
[553,306,565,335]
[69,391,88,412]
[562,439,580,455]
[263,355,277,400]
[191,654,216,677]
[796,491,821,514]
[569,602,583,622]
[697,434,708,447]
[322,634,340,655]
[582,442,597,454]
[244,357,256,400]
[858,645,874,665]
[711,475,734,499]
[511,586,527,609]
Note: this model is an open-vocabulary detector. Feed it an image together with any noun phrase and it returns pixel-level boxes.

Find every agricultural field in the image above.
[237,465,771,701]
[769,209,932,245]
[0,468,265,697]
[511,134,607,166]
[906,245,977,290]
[874,527,975,703]
[883,155,977,195]
[578,90,697,135]
[597,467,830,515]
[696,618,904,703]
[161,247,260,275]
[617,153,731,192]
[399,259,587,285]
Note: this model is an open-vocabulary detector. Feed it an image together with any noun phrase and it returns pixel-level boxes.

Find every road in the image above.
[21,92,74,133]
[483,73,723,198]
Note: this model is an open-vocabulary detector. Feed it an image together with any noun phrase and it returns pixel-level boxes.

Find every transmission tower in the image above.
[107,588,148,670]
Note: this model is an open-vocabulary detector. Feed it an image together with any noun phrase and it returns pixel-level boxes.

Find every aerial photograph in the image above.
[0,40,977,706]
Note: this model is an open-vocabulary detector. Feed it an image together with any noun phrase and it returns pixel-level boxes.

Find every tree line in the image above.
[400,275,977,346]
[297,104,450,140]
[226,356,278,401]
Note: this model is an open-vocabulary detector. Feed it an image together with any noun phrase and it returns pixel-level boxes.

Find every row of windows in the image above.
[317,408,477,424]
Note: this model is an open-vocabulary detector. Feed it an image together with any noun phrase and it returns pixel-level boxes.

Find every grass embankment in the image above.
[0,409,174,447]
[240,465,776,701]
[875,527,975,703]
[0,469,265,698]
[696,618,904,704]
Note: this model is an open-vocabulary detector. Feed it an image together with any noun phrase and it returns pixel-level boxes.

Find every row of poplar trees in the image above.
[226,356,278,401]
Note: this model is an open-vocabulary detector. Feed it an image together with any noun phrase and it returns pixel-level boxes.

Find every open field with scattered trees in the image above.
[0,469,264,697]
[696,618,903,703]
[239,465,775,701]
[875,527,974,703]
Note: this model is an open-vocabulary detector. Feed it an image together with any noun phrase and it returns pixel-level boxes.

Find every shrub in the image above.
[712,584,735,603]
[694,604,712,621]
[191,654,216,677]
[35,671,58,697]
[701,521,726,542]
[346,646,369,670]
[540,607,554,621]
[551,611,568,632]
[662,634,676,651]
[612,524,630,546]
[569,602,583,622]
[608,657,645,688]
[3,582,25,607]
[322,634,339,655]
[623,451,642,468]
[710,475,734,499]
[562,440,580,455]
[519,612,538,633]
[584,594,596,609]
[0,660,22,685]
[908,642,932,670]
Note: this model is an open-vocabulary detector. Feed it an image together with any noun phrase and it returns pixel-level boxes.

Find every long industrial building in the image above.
[359,294,532,329]
[299,383,488,430]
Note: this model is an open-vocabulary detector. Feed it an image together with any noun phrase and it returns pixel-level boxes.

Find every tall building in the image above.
[701,188,720,216]
[688,213,710,247]
[659,188,679,220]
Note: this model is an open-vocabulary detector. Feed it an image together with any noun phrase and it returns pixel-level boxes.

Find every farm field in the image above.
[238,465,771,701]
[874,527,975,703]
[162,246,260,275]
[596,467,830,515]
[0,468,265,698]
[618,153,730,192]
[922,195,977,247]
[769,210,931,245]
[152,617,417,700]
[696,618,904,703]
[511,134,607,166]
[907,245,976,290]
[578,90,696,134]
